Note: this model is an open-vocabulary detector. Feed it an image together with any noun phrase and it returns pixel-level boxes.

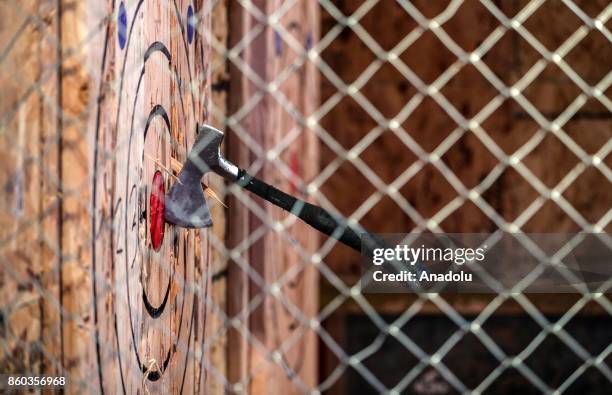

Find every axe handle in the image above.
[236,169,364,252]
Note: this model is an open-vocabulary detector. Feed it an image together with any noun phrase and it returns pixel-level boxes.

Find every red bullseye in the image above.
[150,170,165,251]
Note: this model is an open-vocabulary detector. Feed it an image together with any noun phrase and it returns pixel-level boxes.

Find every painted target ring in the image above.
[150,170,166,251]
[92,1,208,393]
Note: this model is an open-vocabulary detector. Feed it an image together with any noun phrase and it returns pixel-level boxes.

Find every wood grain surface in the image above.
[227,0,320,392]
[1,1,224,393]
[0,0,62,380]
[321,0,612,276]
[90,1,219,393]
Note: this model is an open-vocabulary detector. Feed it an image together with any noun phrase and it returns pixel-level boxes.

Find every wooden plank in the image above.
[0,0,62,379]
[205,0,230,393]
[227,0,320,393]
[226,1,255,389]
[321,280,611,316]
[38,0,64,379]
[59,0,98,390]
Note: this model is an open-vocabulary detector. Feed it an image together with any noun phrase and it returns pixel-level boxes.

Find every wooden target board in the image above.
[91,1,213,393]
[1,0,318,393]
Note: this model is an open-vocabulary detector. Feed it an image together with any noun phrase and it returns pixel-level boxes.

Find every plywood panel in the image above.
[206,0,230,392]
[320,0,612,276]
[227,0,320,393]
[0,0,222,392]
[0,0,62,378]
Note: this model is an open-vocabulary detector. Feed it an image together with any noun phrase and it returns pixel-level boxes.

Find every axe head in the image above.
[164,163,213,228]
[164,124,238,228]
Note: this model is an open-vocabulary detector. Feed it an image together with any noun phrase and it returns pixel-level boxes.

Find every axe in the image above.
[164,124,366,252]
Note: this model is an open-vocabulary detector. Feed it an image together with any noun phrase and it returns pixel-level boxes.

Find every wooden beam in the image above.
[321,280,611,316]
[227,0,320,393]
[0,0,62,378]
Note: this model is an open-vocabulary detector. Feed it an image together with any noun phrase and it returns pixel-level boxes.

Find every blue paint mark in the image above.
[118,2,127,49]
[4,170,24,219]
[187,5,195,44]
[305,33,312,50]
[274,31,282,56]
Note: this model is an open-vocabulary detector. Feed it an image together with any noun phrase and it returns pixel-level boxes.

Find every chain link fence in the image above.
[1,0,611,393]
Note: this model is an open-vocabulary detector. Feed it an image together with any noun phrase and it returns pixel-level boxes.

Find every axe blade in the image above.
[164,124,238,228]
[164,163,213,228]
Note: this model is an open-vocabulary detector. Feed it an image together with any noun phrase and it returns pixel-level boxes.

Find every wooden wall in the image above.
[1,0,225,393]
[0,0,62,380]
[227,0,320,393]
[321,0,612,276]
[319,3,611,390]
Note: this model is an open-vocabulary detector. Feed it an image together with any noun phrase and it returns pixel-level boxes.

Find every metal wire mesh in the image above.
[0,0,611,393]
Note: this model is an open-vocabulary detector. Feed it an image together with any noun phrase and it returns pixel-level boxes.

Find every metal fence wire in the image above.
[1,0,611,394]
